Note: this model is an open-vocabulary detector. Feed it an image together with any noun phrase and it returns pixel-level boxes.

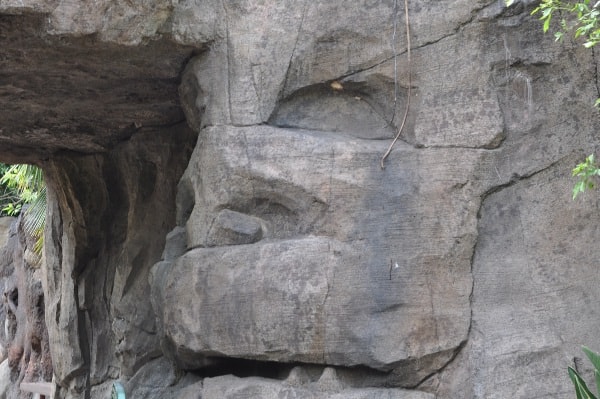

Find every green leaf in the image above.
[574,181,585,199]
[2,203,20,216]
[0,164,46,262]
[569,367,585,399]
[583,347,600,371]
[574,162,586,175]
[544,14,552,32]
[542,7,553,18]
[569,366,598,399]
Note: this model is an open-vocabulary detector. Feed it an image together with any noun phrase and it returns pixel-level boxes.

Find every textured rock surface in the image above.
[157,125,478,385]
[41,123,196,398]
[1,0,600,398]
[0,12,195,163]
[200,373,435,399]
[0,360,9,399]
[0,216,52,399]
[429,159,600,398]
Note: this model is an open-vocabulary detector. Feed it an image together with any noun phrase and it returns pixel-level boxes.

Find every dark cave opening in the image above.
[0,11,204,398]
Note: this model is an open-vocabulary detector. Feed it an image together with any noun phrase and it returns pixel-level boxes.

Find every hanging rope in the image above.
[381,0,411,169]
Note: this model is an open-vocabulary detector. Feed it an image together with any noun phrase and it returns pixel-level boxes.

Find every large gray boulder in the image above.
[154,124,479,386]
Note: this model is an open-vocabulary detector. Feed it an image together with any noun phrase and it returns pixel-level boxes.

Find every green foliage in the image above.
[534,0,600,47]
[505,1,600,198]
[0,164,24,216]
[0,164,45,216]
[572,154,600,199]
[505,0,600,48]
[23,186,46,259]
[0,164,46,262]
[568,347,600,399]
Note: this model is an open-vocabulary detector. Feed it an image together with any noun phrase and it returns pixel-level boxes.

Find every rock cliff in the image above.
[0,215,52,399]
[1,0,599,398]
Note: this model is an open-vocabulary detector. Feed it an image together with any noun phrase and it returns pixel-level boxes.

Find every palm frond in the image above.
[0,164,47,263]
[23,186,46,239]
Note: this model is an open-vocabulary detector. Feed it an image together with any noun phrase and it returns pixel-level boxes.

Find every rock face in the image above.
[198,372,435,399]
[0,216,52,399]
[0,12,195,164]
[41,123,196,398]
[1,0,600,398]
[156,124,477,385]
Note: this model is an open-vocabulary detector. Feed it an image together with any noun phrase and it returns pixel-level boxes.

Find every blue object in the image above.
[112,382,126,399]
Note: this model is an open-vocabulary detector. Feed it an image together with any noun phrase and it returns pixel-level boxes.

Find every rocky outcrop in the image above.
[1,0,600,398]
[0,216,52,399]
[41,123,196,398]
[153,124,478,387]
[0,12,195,164]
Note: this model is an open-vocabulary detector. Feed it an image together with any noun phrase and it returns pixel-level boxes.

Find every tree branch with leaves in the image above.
[506,0,600,199]
[505,2,600,396]
[0,164,46,263]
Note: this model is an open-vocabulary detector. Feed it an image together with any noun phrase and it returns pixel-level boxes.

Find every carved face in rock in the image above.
[158,120,481,384]
[157,70,486,388]
[153,0,500,387]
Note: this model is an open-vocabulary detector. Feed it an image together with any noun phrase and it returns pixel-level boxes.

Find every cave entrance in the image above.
[0,11,201,398]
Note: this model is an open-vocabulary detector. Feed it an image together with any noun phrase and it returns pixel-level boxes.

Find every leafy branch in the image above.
[506,0,600,199]
[572,154,600,198]
[0,164,45,215]
[514,0,600,46]
[0,164,46,263]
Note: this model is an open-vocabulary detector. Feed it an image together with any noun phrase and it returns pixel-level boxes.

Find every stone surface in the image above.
[0,218,14,250]
[205,209,264,247]
[162,226,188,262]
[430,156,600,398]
[1,0,600,399]
[0,0,175,45]
[0,13,195,164]
[123,356,201,399]
[158,124,479,385]
[0,360,10,399]
[0,216,52,399]
[201,374,434,399]
[43,123,196,399]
